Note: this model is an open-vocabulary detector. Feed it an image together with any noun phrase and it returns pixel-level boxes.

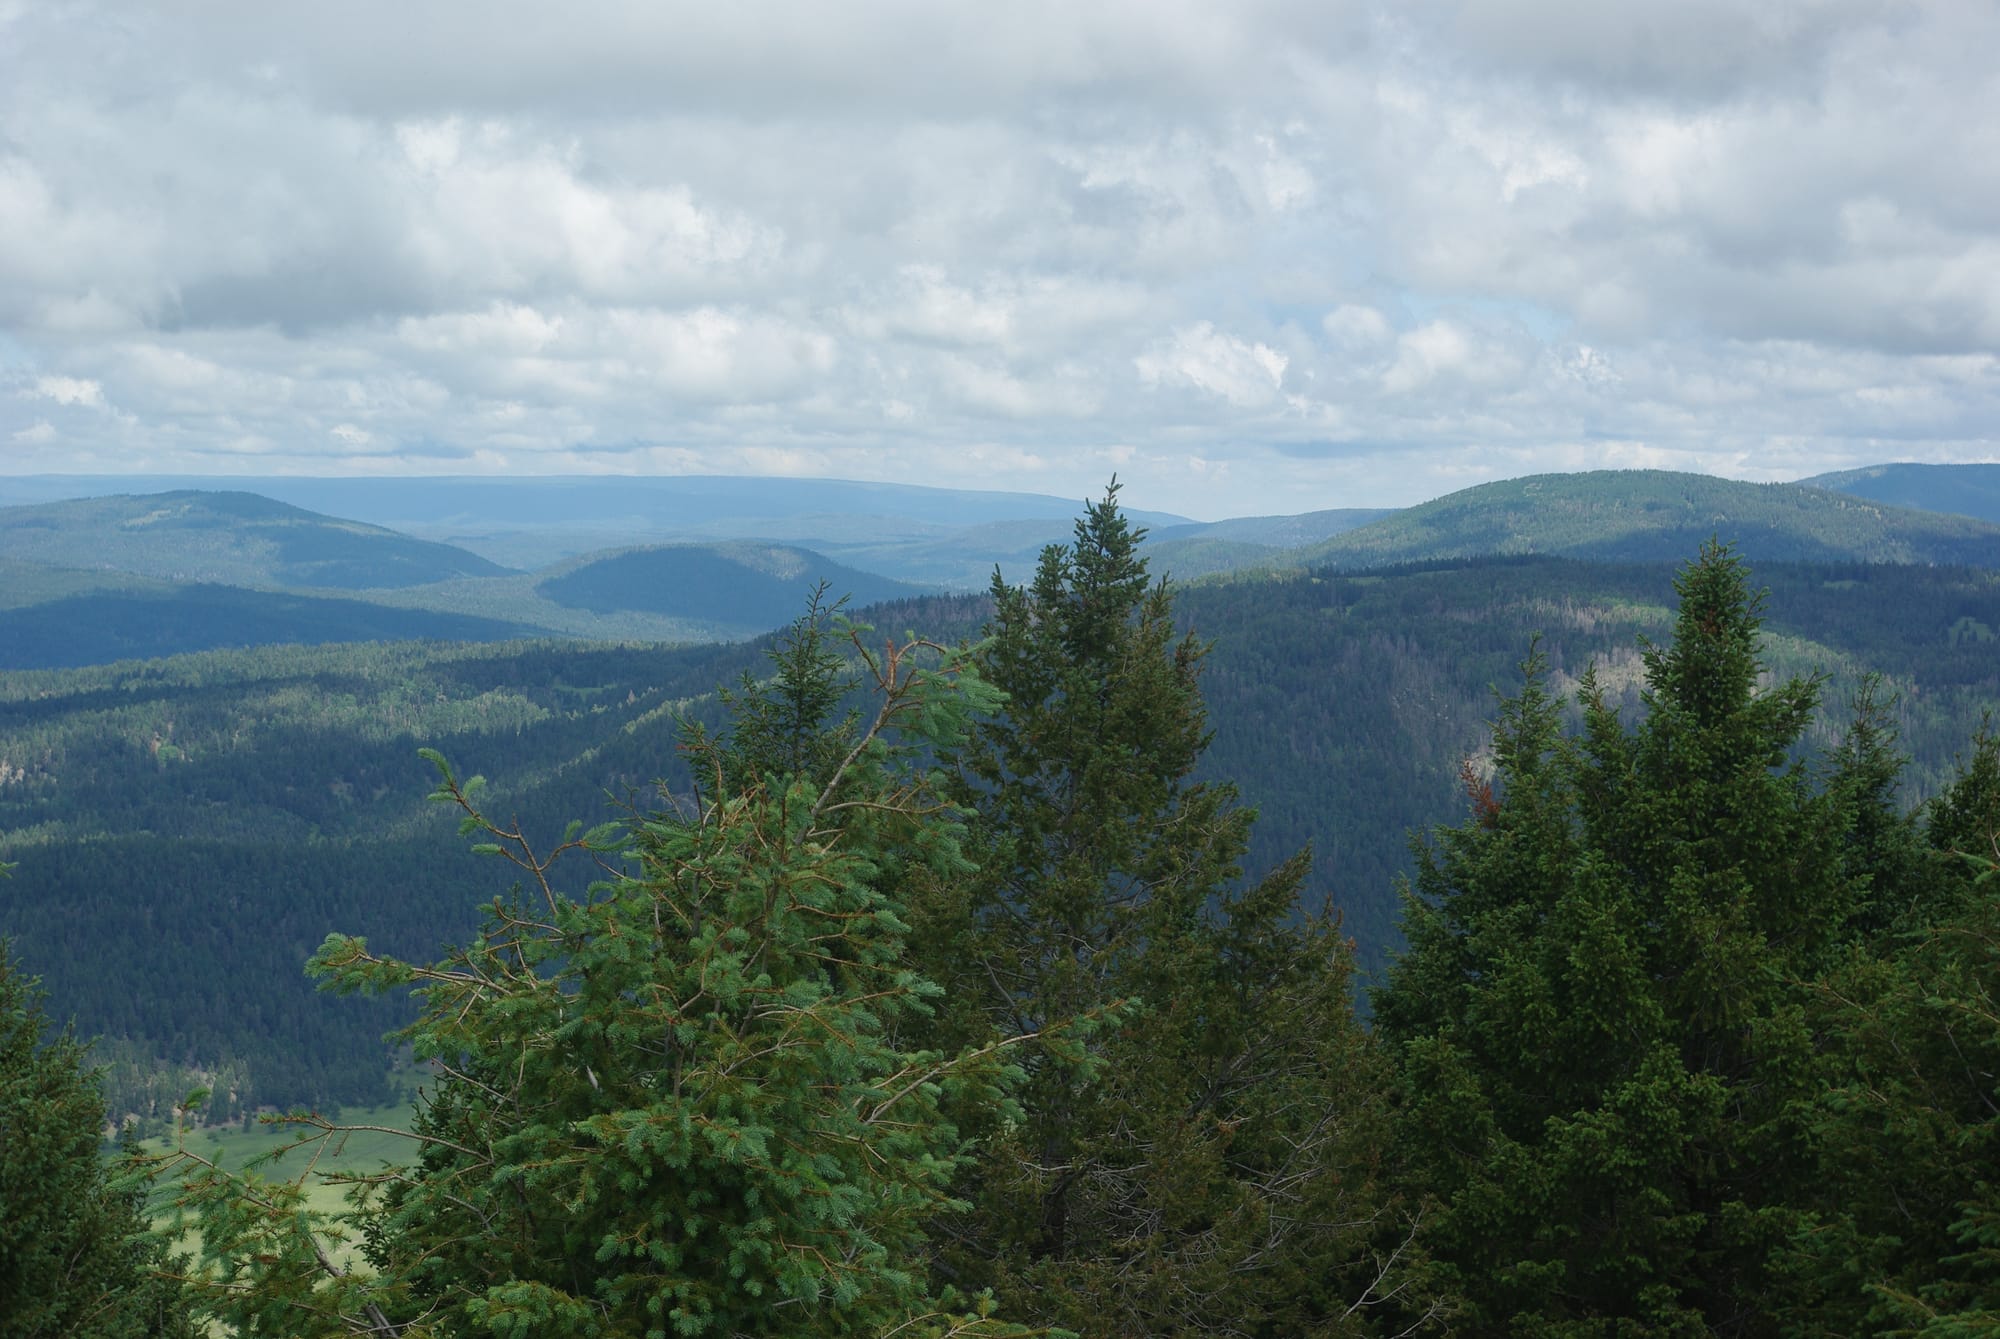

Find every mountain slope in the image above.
[1801,463,2000,527]
[1300,470,2000,568]
[0,491,513,589]
[0,558,165,611]
[0,584,546,669]
[1153,507,1394,548]
[537,542,930,631]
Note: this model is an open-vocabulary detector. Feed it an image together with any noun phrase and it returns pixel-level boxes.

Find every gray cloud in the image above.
[0,0,1995,517]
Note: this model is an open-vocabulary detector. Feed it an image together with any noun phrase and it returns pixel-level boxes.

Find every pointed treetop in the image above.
[1646,538,1769,728]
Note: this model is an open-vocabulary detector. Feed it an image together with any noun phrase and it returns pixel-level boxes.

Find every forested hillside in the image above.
[536,541,928,627]
[1182,556,2000,958]
[0,585,545,669]
[0,639,752,1118]
[6,554,2000,1122]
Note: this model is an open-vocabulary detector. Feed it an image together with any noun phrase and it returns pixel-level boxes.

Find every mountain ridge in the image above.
[1800,462,2000,527]
[0,490,512,590]
[1301,469,2000,569]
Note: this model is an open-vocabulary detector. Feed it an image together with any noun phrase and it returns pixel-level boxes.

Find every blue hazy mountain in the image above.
[0,475,1195,571]
[1301,470,2000,568]
[1801,463,2000,527]
[536,541,929,629]
[0,490,511,589]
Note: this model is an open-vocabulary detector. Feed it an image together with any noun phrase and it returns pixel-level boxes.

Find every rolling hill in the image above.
[0,491,512,590]
[0,557,166,611]
[535,542,930,632]
[1300,470,2000,568]
[1801,462,2000,527]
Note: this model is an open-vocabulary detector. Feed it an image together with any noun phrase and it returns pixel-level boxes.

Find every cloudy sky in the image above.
[2,1,1995,518]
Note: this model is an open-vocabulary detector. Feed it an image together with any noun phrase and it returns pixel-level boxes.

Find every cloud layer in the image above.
[3,0,1995,516]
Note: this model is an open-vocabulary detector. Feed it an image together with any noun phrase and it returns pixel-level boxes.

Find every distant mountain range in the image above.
[6,466,2000,668]
[0,475,1195,572]
[0,491,509,589]
[1802,462,2000,527]
[0,473,1384,588]
[1300,470,2000,568]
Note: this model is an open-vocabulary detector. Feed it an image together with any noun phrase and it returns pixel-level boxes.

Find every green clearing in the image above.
[147,1101,418,1218]
[143,1100,422,1288]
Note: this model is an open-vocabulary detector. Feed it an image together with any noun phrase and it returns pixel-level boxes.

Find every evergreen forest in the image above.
[5,487,2000,1334]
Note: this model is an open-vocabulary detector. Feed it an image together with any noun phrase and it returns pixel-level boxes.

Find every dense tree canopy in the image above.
[1376,543,1857,1333]
[1785,729,2000,1334]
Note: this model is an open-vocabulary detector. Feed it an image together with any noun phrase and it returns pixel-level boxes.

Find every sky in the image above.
[2,2,1996,520]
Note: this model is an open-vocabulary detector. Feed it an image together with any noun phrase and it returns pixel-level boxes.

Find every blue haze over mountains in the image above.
[2,465,2000,667]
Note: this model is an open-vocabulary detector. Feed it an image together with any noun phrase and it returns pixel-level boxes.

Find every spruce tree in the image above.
[1822,675,1934,939]
[919,484,1431,1336]
[1377,542,1847,1334]
[0,937,194,1339]
[1786,728,2000,1334]
[160,612,1040,1338]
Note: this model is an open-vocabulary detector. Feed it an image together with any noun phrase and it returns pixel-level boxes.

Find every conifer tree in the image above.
[1822,675,1934,939]
[1786,728,2000,1334]
[1377,542,1847,1334]
[161,611,1041,1338]
[919,484,1432,1336]
[714,582,859,797]
[0,936,194,1338]
[1924,724,2000,878]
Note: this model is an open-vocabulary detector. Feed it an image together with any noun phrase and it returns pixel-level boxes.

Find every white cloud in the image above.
[1381,320,1531,394]
[1137,323,1289,409]
[0,0,1993,517]
[31,375,105,407]
[1323,305,1392,347]
[398,303,566,356]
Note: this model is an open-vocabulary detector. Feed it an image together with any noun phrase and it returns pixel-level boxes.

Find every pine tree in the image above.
[0,936,194,1339]
[1377,542,1847,1334]
[159,612,1042,1338]
[918,484,1432,1336]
